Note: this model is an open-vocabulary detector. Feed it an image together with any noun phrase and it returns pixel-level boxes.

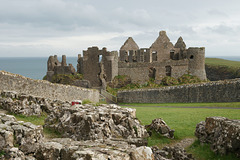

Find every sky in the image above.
[0,0,240,57]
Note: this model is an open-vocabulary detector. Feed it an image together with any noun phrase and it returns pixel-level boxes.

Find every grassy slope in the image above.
[205,58,240,67]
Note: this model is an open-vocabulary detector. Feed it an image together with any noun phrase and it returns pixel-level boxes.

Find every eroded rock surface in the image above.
[44,103,149,146]
[195,117,240,157]
[146,118,175,139]
[35,138,153,160]
[0,113,43,159]
[152,146,195,160]
[0,90,68,116]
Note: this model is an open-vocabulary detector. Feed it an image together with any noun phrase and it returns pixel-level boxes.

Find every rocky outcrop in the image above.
[0,90,69,116]
[195,117,240,157]
[44,103,149,146]
[146,118,175,139]
[35,138,154,160]
[152,146,195,160]
[0,113,43,159]
[0,112,153,160]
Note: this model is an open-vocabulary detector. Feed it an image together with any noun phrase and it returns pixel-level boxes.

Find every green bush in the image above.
[51,74,83,85]
[161,76,179,86]
[178,74,201,84]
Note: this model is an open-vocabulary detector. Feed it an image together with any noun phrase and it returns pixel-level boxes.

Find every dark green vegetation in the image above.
[187,140,239,160]
[0,150,5,156]
[43,74,83,85]
[107,74,203,96]
[205,58,240,81]
[121,102,240,108]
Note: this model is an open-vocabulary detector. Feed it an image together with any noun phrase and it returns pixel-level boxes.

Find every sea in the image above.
[0,56,240,80]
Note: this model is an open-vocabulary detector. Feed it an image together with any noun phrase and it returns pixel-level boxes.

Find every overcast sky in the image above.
[0,0,240,57]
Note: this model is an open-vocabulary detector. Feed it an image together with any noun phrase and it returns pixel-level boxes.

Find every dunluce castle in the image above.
[46,31,207,88]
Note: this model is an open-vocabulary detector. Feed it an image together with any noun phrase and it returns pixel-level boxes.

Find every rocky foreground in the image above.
[0,90,197,160]
[1,90,240,159]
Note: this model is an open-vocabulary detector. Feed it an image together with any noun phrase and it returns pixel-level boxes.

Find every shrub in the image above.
[161,76,179,86]
[178,74,201,84]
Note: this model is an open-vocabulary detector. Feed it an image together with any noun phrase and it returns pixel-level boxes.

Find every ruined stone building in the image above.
[46,31,207,88]
[46,55,75,81]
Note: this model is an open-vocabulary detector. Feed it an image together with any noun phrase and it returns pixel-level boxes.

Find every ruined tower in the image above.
[187,47,207,80]
[77,47,118,88]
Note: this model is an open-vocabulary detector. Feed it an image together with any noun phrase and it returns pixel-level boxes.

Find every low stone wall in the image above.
[195,117,240,157]
[117,79,240,103]
[0,71,99,103]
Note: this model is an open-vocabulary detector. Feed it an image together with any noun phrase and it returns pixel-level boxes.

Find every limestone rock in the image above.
[195,117,240,157]
[130,146,154,160]
[152,146,195,160]
[146,118,175,139]
[0,113,43,158]
[44,103,149,146]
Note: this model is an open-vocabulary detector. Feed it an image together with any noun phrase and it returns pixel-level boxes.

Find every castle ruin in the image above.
[46,31,207,88]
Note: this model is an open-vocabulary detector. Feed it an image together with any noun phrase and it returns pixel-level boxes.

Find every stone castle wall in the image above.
[117,79,240,103]
[0,71,99,103]
[118,59,189,84]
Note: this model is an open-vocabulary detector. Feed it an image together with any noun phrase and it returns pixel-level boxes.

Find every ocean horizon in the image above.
[0,56,240,80]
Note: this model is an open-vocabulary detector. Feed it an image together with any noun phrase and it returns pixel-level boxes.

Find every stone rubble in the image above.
[0,90,68,116]
[0,113,43,160]
[195,117,240,157]
[152,146,195,160]
[44,103,149,146]
[0,113,154,160]
[146,118,175,139]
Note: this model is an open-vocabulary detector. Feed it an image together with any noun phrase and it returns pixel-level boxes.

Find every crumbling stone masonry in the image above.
[78,31,206,87]
[46,55,76,82]
[46,31,206,88]
[195,117,240,157]
[77,47,118,87]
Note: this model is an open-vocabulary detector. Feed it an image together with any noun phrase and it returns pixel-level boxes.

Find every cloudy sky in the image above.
[0,0,240,57]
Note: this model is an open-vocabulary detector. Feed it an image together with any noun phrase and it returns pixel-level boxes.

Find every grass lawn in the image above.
[205,58,240,68]
[123,106,240,146]
[120,102,240,108]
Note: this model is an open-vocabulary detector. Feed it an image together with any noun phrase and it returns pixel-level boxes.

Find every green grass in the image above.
[120,102,240,108]
[187,140,239,160]
[0,150,5,156]
[124,106,240,147]
[43,128,63,139]
[205,58,240,68]
[11,112,63,138]
[11,113,47,126]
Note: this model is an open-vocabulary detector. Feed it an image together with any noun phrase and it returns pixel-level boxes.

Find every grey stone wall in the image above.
[0,71,99,103]
[117,79,240,103]
[118,59,189,84]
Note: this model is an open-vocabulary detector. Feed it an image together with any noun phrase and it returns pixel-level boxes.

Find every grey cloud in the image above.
[0,0,240,57]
